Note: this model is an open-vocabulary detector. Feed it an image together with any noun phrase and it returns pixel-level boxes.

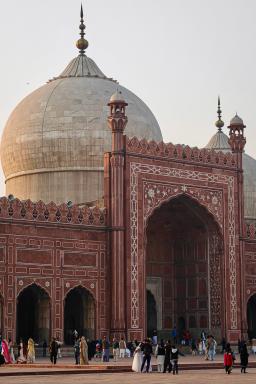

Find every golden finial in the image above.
[215,96,224,131]
[76,4,89,55]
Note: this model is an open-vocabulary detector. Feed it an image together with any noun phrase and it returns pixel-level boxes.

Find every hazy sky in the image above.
[0,0,255,195]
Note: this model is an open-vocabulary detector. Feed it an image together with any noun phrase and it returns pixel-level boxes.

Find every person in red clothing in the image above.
[224,343,235,374]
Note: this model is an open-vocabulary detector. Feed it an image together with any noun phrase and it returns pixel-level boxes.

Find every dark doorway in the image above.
[147,290,157,337]
[247,294,256,339]
[64,286,95,345]
[16,284,50,343]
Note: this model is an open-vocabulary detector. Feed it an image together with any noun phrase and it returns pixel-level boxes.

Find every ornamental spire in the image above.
[76,4,89,55]
[215,96,224,131]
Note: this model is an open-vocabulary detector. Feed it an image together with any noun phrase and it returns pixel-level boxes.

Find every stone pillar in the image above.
[107,91,128,337]
[228,114,246,341]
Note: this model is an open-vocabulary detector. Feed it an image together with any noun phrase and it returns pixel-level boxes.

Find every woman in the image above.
[2,339,11,363]
[240,343,249,373]
[155,339,165,372]
[27,338,35,363]
[80,336,89,365]
[8,339,15,363]
[17,339,27,363]
[132,342,142,372]
[224,343,234,374]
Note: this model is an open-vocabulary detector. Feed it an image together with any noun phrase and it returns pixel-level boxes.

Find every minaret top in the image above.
[215,96,224,131]
[76,4,89,55]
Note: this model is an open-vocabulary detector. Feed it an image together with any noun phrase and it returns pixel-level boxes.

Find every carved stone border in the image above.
[129,163,236,330]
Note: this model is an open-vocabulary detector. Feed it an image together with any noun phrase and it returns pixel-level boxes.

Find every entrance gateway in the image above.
[146,195,223,339]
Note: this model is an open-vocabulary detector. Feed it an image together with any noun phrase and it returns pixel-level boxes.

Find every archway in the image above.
[147,290,157,337]
[64,286,95,345]
[16,284,51,343]
[145,194,223,339]
[247,294,256,339]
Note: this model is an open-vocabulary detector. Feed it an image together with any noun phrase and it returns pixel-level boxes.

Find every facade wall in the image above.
[0,198,109,342]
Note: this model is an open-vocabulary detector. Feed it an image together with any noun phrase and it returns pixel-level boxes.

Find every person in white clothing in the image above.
[119,337,126,358]
[132,343,142,372]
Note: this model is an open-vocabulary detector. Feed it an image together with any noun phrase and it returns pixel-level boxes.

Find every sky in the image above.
[0,0,255,195]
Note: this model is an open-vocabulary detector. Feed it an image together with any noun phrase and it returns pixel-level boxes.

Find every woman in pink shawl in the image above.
[2,339,12,363]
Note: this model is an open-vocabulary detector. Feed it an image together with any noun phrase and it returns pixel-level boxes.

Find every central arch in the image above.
[64,286,95,345]
[145,194,223,339]
[16,284,51,343]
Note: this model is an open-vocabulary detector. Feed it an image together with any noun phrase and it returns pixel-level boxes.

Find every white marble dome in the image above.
[0,54,162,204]
[205,128,256,221]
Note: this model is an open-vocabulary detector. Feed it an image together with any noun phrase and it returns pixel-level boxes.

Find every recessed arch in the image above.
[16,283,51,343]
[145,193,223,339]
[64,285,95,345]
[247,294,256,339]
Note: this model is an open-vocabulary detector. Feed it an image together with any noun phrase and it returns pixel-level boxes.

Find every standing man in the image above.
[112,338,119,362]
[102,336,110,362]
[49,337,58,365]
[119,337,126,358]
[74,337,80,365]
[140,338,153,373]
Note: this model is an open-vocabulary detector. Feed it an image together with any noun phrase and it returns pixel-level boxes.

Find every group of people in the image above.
[73,336,89,365]
[132,338,184,374]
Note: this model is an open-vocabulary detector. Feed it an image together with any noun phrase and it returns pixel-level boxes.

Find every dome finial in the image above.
[76,3,89,56]
[215,95,224,131]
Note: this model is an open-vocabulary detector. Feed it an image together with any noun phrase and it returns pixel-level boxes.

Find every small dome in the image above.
[204,129,256,221]
[205,131,230,152]
[230,114,244,126]
[110,90,125,103]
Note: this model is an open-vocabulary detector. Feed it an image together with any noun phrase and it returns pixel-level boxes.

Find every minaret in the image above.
[107,90,128,337]
[228,113,246,340]
[76,4,89,55]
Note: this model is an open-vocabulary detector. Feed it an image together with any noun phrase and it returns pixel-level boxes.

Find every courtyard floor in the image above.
[1,370,256,384]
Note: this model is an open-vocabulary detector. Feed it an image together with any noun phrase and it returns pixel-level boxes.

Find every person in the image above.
[201,330,206,353]
[56,338,62,359]
[170,344,184,375]
[119,337,126,358]
[80,336,89,365]
[27,338,36,363]
[171,326,177,344]
[8,338,15,363]
[132,342,142,372]
[42,340,47,357]
[74,338,80,365]
[152,330,157,346]
[49,337,58,364]
[17,339,26,363]
[163,340,172,373]
[0,336,4,365]
[87,339,95,361]
[251,338,256,354]
[208,335,217,361]
[224,343,235,374]
[240,342,249,373]
[221,337,226,353]
[112,338,119,362]
[191,339,198,356]
[155,339,165,372]
[140,339,152,373]
[102,336,110,362]
[2,339,12,363]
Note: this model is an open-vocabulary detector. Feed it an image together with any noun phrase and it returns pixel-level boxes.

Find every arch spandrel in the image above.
[16,280,52,298]
[143,183,223,233]
[63,282,96,302]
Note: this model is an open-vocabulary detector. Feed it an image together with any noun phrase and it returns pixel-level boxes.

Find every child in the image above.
[224,343,235,374]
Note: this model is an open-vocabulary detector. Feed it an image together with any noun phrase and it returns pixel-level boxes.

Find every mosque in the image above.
[0,6,256,345]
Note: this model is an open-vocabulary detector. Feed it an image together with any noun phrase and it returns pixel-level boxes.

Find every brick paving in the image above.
[1,370,256,384]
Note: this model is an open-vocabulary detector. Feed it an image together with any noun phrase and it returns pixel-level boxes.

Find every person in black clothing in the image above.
[170,345,184,374]
[221,337,227,353]
[140,339,153,373]
[240,343,249,373]
[49,337,58,364]
[42,340,47,357]
[163,340,172,373]
[74,338,80,364]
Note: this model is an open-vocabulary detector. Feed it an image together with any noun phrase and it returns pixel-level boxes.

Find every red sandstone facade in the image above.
[0,98,256,344]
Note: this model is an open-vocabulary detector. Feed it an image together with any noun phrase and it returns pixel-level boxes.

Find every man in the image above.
[112,338,119,362]
[102,336,110,362]
[140,338,153,373]
[163,340,172,373]
[49,337,58,365]
[119,337,126,358]
[74,337,80,365]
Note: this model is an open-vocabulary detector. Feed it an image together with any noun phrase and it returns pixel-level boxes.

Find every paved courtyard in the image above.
[1,370,256,384]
